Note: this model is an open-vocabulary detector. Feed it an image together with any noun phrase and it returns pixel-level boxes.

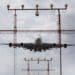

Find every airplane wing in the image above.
[0,43,34,50]
[23,43,34,50]
[42,43,54,50]
[42,43,75,50]
[42,43,67,49]
[10,43,34,50]
[0,43,75,52]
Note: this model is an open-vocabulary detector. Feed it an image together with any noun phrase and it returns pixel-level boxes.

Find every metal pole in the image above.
[57,9,62,75]
[13,10,17,44]
[47,60,50,75]
[13,10,17,75]
[27,60,30,75]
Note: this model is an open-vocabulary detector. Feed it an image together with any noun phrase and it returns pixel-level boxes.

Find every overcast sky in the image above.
[0,0,75,75]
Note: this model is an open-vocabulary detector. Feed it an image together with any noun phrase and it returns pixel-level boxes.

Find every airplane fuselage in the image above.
[34,38,43,51]
[8,38,68,51]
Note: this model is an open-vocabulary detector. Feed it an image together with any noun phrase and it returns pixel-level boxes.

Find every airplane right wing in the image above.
[42,43,75,50]
[42,43,54,50]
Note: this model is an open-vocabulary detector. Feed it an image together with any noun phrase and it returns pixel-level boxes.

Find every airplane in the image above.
[0,38,75,52]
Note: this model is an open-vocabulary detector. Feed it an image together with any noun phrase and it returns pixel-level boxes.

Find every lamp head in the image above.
[65,4,68,10]
[50,4,53,9]
[7,5,10,10]
[21,5,24,9]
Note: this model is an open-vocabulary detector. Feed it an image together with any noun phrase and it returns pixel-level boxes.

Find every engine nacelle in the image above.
[21,43,23,46]
[9,43,12,47]
[64,44,67,48]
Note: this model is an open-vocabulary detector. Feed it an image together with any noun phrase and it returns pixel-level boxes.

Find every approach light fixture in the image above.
[35,4,39,16]
[21,4,24,9]
[65,4,68,10]
[50,4,53,9]
[7,5,10,10]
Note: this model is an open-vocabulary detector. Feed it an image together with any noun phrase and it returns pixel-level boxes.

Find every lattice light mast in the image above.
[6,4,68,75]
[7,4,18,75]
[22,58,53,75]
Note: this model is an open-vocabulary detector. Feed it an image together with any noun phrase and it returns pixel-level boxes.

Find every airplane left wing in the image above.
[23,43,34,50]
[0,43,34,50]
[9,43,34,50]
